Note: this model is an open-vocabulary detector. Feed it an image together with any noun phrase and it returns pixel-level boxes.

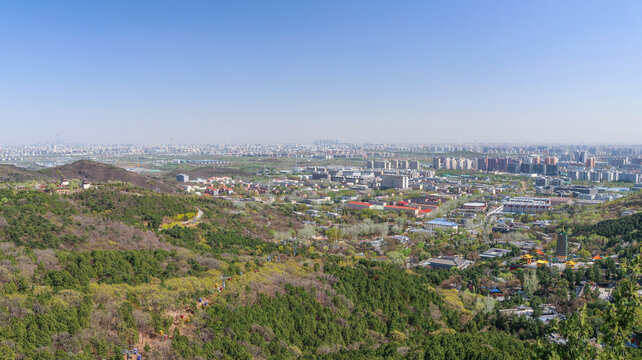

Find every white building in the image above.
[380,175,408,189]
[502,197,551,214]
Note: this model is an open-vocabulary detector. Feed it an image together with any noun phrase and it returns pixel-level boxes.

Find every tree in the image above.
[552,256,642,359]
[598,256,642,358]
[523,269,539,299]
[0,345,16,360]
[554,305,598,360]
[297,225,316,240]
[325,227,342,242]
[578,249,591,260]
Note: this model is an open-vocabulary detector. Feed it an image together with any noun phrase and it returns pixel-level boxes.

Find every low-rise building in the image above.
[418,256,472,270]
[384,205,419,216]
[346,201,374,210]
[479,248,512,259]
[304,197,331,205]
[425,218,459,231]
[380,175,409,189]
[461,202,487,212]
[502,197,551,214]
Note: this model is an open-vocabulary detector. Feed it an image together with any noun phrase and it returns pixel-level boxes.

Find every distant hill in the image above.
[599,191,642,214]
[39,160,177,193]
[0,164,53,183]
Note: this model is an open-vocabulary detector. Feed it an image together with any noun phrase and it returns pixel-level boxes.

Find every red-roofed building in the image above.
[205,187,219,196]
[384,205,420,217]
[533,249,545,256]
[346,201,374,210]
[219,186,234,195]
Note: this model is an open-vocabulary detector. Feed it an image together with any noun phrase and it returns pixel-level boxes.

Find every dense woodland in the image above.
[577,212,642,243]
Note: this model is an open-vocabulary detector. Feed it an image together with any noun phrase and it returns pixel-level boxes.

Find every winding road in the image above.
[181,208,203,226]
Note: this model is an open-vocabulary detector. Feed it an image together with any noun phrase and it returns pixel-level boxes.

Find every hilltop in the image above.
[0,164,53,183]
[39,160,177,193]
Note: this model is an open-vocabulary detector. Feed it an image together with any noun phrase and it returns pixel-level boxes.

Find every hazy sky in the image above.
[1,1,642,145]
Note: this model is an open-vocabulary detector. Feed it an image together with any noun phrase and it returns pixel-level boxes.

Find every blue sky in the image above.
[1,1,641,144]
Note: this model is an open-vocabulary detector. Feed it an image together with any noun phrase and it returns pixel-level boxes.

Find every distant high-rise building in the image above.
[366,160,374,169]
[433,157,442,169]
[619,173,640,183]
[176,174,189,182]
[456,158,464,170]
[477,157,488,171]
[545,164,559,176]
[487,158,498,171]
[409,160,419,170]
[585,157,596,168]
[532,163,545,174]
[543,156,558,165]
[373,160,389,169]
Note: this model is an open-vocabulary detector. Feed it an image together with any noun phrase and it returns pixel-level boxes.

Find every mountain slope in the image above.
[40,160,177,193]
[0,164,53,183]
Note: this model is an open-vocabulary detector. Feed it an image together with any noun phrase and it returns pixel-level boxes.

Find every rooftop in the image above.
[384,205,417,210]
[479,248,512,258]
[347,201,373,206]
[418,256,472,269]
[463,202,486,207]
[426,218,458,227]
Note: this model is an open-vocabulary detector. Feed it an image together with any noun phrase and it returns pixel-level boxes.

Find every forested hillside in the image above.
[576,212,642,244]
[40,160,177,193]
[0,184,639,359]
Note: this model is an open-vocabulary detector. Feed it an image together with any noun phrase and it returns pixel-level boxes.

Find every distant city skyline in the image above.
[4,140,642,147]
[2,1,642,144]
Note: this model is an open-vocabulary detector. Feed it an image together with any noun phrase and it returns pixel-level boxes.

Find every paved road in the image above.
[182,208,203,226]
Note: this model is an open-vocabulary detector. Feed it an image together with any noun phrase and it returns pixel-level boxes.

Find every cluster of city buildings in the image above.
[295,165,438,190]
[433,157,476,170]
[365,159,420,170]
[430,151,641,184]
[346,200,434,218]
